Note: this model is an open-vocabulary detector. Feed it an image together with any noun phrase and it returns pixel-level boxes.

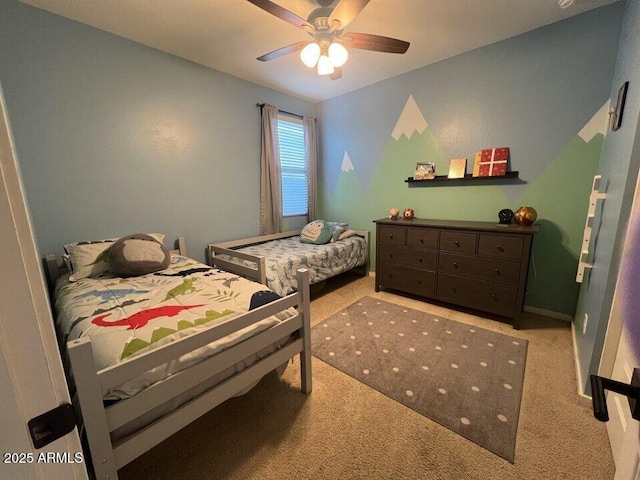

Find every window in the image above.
[277,114,308,217]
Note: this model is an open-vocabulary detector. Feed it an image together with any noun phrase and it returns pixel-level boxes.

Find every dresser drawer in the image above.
[407,228,439,249]
[436,274,517,317]
[477,234,523,260]
[378,225,405,245]
[379,244,437,270]
[439,231,477,254]
[438,252,521,284]
[377,263,436,296]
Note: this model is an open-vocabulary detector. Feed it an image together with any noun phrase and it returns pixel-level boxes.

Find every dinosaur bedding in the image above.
[218,235,368,296]
[54,254,294,402]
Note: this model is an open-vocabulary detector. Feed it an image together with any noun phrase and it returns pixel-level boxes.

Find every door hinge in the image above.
[28,403,77,449]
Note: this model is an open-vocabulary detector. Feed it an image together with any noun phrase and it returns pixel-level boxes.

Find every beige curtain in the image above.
[304,116,318,221]
[259,104,282,235]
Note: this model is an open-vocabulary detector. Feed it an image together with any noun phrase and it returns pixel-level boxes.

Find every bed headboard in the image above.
[43,236,187,290]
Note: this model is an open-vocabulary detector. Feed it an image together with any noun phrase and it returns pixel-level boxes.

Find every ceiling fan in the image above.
[247,0,410,80]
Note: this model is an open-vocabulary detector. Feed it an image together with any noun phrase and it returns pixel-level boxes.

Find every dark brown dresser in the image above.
[374,218,538,329]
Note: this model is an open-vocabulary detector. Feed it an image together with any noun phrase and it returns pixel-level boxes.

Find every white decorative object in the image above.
[341,151,354,172]
[391,95,428,140]
[576,175,607,283]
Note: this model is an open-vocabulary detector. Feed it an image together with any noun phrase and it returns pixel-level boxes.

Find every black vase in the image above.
[498,209,514,225]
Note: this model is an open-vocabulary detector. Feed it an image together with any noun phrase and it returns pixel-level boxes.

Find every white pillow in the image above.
[64,234,165,281]
[338,229,359,240]
[327,222,349,242]
[64,233,165,256]
[67,241,115,281]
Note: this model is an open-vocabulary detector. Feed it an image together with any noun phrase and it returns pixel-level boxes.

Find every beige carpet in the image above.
[120,273,615,480]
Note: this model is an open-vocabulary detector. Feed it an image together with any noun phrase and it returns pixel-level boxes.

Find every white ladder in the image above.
[576,174,607,283]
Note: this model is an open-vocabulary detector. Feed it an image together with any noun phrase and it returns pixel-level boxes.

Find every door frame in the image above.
[600,103,640,379]
[0,85,86,478]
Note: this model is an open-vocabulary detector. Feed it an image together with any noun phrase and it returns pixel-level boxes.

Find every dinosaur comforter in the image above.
[54,255,294,402]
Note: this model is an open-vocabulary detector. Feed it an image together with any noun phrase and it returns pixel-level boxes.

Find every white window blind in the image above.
[278,115,308,217]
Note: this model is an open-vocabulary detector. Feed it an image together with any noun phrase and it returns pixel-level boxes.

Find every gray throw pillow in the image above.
[109,233,170,277]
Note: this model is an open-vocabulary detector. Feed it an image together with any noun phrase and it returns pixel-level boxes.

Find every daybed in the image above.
[45,236,311,480]
[207,228,369,296]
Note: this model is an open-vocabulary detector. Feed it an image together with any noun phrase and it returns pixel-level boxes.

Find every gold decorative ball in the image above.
[514,206,537,226]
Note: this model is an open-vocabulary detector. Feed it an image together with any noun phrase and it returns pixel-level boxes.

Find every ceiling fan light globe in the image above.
[317,55,335,75]
[300,42,321,68]
[328,42,348,67]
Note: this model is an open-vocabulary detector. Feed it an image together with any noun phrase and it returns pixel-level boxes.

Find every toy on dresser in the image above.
[403,208,415,220]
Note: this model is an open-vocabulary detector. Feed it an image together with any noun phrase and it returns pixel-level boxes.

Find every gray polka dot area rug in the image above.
[311,296,528,463]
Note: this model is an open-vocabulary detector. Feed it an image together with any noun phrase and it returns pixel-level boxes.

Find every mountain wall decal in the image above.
[341,151,355,172]
[579,101,609,142]
[391,95,428,140]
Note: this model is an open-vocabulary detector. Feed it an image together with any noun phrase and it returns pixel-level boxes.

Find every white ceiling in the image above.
[20,0,618,103]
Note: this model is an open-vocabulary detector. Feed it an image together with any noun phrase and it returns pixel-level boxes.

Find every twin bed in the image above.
[46,237,311,479]
[45,229,368,479]
[208,228,370,296]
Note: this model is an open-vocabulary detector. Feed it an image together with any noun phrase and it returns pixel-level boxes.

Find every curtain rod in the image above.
[256,103,303,119]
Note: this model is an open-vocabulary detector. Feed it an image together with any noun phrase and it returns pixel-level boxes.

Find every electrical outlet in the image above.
[583,313,589,334]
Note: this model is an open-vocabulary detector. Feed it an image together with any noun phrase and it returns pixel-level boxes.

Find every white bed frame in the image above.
[207,229,370,286]
[45,237,312,479]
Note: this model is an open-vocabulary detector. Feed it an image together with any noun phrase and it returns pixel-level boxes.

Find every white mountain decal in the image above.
[579,101,609,142]
[341,151,354,172]
[391,95,428,140]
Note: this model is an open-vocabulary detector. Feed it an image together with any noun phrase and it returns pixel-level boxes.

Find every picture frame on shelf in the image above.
[472,152,482,177]
[415,162,436,180]
[448,158,467,179]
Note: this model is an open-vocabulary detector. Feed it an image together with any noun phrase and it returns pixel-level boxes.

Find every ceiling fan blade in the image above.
[247,0,311,29]
[257,41,308,61]
[328,0,370,31]
[342,32,410,54]
[330,67,343,80]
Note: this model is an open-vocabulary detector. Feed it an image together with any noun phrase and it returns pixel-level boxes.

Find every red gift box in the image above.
[478,147,509,176]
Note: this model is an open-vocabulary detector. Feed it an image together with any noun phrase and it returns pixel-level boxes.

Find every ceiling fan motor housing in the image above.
[307,7,333,30]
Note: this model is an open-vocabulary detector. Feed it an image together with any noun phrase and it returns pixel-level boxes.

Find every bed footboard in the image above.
[69,268,311,479]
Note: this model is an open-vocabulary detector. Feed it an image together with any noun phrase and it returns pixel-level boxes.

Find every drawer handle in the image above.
[453,262,458,268]
[494,268,500,275]
[451,286,457,293]
[389,234,393,240]
[388,253,393,258]
[418,257,423,263]
[492,293,498,301]
[388,274,392,279]
[454,240,460,247]
[497,245,504,251]
[419,238,424,243]
[418,280,422,286]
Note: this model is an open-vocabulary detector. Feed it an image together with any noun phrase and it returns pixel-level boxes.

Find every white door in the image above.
[0,86,86,478]
[601,166,640,479]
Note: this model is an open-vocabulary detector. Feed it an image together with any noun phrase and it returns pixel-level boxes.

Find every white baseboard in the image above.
[523,305,572,322]
[571,320,593,408]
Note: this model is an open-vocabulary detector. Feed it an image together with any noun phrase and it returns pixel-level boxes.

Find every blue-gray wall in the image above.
[574,0,640,395]
[0,0,316,264]
[318,4,624,317]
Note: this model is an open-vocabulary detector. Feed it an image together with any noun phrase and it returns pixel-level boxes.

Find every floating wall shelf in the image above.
[405,171,520,186]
